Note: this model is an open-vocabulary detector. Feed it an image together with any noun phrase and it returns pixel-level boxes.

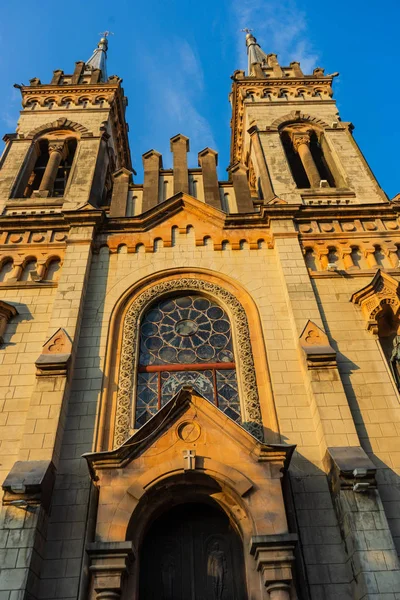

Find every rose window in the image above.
[135,295,240,427]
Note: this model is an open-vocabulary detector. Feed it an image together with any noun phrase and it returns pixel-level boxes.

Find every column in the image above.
[250,534,297,599]
[198,147,221,209]
[365,248,378,268]
[318,250,329,270]
[39,141,65,195]
[292,132,321,188]
[170,134,189,194]
[342,250,355,270]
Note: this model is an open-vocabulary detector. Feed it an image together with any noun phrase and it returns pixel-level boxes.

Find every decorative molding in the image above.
[351,270,400,334]
[25,117,92,140]
[35,327,72,376]
[299,320,336,368]
[114,278,263,447]
[270,111,331,131]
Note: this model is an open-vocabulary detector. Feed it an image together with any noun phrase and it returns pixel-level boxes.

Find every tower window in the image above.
[24,137,77,198]
[281,126,336,188]
[135,294,240,428]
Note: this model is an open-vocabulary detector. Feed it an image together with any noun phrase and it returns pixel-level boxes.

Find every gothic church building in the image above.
[0,31,400,600]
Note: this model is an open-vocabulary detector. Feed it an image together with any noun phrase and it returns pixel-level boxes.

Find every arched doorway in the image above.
[139,501,247,599]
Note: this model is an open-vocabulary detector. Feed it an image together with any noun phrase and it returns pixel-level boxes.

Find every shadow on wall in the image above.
[311,279,400,558]
[2,303,33,348]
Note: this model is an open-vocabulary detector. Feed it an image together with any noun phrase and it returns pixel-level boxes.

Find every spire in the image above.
[85,33,110,82]
[243,30,268,75]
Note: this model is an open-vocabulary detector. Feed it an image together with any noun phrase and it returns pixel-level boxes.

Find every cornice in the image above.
[21,83,120,96]
[233,78,333,87]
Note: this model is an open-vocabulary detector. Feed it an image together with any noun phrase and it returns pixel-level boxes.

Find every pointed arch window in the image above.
[135,294,240,427]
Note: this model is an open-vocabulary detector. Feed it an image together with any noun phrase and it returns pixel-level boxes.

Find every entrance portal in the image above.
[139,502,247,599]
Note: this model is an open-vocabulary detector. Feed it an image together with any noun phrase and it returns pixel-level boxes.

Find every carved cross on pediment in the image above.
[183,449,196,471]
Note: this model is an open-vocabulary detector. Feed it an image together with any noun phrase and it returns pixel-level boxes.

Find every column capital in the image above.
[48,140,66,157]
[291,132,311,153]
[88,541,135,600]
[250,533,297,589]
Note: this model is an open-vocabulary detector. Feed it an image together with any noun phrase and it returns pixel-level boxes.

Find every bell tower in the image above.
[0,34,131,212]
[230,31,387,205]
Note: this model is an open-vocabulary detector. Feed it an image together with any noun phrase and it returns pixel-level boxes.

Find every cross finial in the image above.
[99,30,114,38]
[241,28,253,34]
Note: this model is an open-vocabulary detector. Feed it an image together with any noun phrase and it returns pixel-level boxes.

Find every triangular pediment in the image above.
[299,320,336,369]
[350,270,400,333]
[83,388,294,475]
[140,192,227,228]
[351,269,400,305]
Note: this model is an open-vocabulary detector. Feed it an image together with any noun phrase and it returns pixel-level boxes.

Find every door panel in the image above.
[139,502,247,600]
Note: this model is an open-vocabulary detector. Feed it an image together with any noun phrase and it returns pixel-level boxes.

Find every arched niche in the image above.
[95,269,278,451]
[351,270,400,389]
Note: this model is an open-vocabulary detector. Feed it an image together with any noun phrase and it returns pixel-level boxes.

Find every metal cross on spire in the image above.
[99,30,114,38]
[241,28,253,34]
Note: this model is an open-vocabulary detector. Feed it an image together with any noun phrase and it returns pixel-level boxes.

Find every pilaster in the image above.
[87,541,135,600]
[271,218,360,456]
[250,534,297,599]
[325,447,400,599]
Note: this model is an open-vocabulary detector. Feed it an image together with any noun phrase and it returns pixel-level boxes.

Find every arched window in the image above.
[281,126,336,188]
[135,294,240,427]
[23,137,77,198]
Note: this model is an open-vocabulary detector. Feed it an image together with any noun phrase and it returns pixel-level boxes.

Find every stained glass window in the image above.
[135,295,241,427]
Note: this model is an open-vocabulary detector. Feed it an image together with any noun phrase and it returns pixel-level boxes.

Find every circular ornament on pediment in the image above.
[32,233,45,243]
[177,420,201,443]
[9,234,23,243]
[321,223,334,232]
[364,222,377,231]
[300,224,313,233]
[343,222,356,232]
[54,233,67,242]
[386,221,399,230]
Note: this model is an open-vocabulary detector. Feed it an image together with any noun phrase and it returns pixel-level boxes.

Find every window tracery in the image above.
[135,294,240,427]
[114,278,263,447]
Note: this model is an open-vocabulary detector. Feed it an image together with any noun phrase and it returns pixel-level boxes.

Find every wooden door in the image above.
[139,502,247,600]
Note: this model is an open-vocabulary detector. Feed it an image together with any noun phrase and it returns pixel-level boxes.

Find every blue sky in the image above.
[1,0,399,196]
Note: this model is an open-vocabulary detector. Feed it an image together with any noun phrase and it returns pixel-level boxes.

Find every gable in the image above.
[102,192,272,252]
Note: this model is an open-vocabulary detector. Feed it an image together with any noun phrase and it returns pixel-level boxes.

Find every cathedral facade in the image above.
[0,31,400,600]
